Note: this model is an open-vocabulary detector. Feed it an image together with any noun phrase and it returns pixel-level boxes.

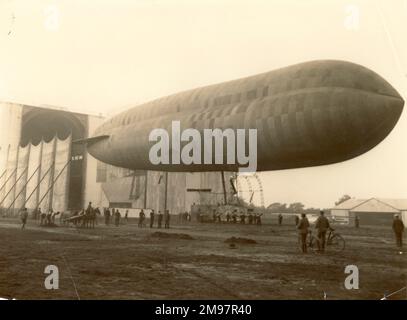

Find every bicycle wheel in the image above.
[327,234,345,252]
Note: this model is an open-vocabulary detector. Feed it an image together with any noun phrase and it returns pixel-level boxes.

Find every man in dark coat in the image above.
[392,214,405,248]
[164,210,170,229]
[315,210,331,252]
[278,213,283,226]
[297,213,310,253]
[150,210,155,228]
[157,211,163,228]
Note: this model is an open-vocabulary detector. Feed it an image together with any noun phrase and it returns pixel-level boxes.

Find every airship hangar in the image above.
[0,102,234,217]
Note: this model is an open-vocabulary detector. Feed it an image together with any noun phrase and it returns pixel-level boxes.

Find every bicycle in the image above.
[326,227,346,252]
[301,228,345,253]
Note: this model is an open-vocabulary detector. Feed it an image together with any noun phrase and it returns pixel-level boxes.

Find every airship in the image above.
[81,60,404,172]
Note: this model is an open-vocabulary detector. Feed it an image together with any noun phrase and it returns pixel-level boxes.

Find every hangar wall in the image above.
[97,167,234,217]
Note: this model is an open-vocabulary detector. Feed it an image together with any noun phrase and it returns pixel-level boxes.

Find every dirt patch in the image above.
[148,231,194,240]
[224,236,257,244]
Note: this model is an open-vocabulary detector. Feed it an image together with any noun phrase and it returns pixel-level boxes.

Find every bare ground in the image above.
[0,218,405,300]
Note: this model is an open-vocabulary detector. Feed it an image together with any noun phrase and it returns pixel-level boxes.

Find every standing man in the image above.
[150,210,155,228]
[294,215,299,226]
[297,213,310,253]
[240,212,246,224]
[392,214,405,248]
[40,208,46,226]
[106,207,111,225]
[103,208,108,225]
[20,207,28,230]
[139,209,145,228]
[86,202,93,215]
[256,213,263,225]
[354,215,360,228]
[115,209,121,227]
[278,213,283,226]
[315,210,331,253]
[157,211,163,228]
[164,210,170,229]
[248,211,253,225]
[124,210,129,223]
[37,207,42,224]
[46,208,53,226]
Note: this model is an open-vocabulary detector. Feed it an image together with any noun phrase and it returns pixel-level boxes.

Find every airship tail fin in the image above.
[73,135,109,145]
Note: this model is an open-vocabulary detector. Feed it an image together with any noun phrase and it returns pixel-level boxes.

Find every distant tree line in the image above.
[266,202,321,214]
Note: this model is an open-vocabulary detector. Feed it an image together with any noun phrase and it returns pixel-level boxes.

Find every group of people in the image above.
[296,210,405,253]
[18,206,61,229]
[142,209,171,229]
[200,208,263,225]
[102,207,123,227]
[101,207,172,229]
[224,210,262,225]
[36,207,60,226]
[297,210,331,253]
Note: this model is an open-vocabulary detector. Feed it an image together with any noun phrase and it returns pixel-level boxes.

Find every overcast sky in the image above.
[0,0,406,208]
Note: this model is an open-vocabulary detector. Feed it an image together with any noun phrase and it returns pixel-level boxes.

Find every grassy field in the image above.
[0,217,405,300]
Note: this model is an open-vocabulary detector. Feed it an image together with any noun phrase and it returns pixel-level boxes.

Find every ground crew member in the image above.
[46,209,53,226]
[278,213,283,226]
[240,212,246,224]
[256,213,263,225]
[294,215,299,226]
[226,212,230,223]
[115,209,121,226]
[38,208,45,225]
[164,210,170,229]
[138,209,145,228]
[392,214,405,248]
[124,210,129,223]
[157,211,163,228]
[20,207,28,230]
[248,212,253,224]
[86,202,93,215]
[150,210,155,228]
[105,207,111,225]
[354,215,360,228]
[315,210,331,253]
[297,213,310,253]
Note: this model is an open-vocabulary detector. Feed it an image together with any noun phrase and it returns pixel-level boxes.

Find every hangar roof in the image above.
[331,198,407,211]
[332,198,367,210]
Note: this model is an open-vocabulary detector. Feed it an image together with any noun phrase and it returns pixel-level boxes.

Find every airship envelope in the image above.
[82,60,404,172]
